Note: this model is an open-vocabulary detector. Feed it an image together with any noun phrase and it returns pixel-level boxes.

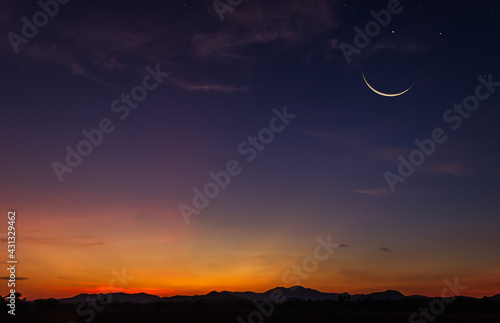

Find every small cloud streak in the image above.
[300,128,367,147]
[168,78,247,93]
[69,63,88,76]
[379,247,392,252]
[17,236,106,247]
[354,188,390,197]
[428,162,476,176]
[376,146,412,162]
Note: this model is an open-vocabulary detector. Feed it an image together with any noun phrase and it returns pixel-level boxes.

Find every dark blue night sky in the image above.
[1,0,500,300]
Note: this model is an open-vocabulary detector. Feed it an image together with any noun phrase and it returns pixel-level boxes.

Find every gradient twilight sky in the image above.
[1,0,500,300]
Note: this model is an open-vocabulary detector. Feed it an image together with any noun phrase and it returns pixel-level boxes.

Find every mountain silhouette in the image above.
[50,286,500,304]
[59,292,161,304]
[359,290,405,301]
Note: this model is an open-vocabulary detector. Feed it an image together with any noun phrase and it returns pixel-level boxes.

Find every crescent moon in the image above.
[362,71,412,97]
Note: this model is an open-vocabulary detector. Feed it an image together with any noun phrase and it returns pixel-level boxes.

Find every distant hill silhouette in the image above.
[59,292,161,304]
[230,286,341,301]
[355,290,405,301]
[407,294,432,299]
[50,286,500,304]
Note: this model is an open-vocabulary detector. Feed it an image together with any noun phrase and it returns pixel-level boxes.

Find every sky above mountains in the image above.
[1,0,500,300]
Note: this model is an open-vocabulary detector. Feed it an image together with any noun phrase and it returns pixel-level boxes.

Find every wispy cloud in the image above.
[376,146,412,162]
[370,38,427,54]
[168,78,248,93]
[300,128,368,147]
[5,236,107,247]
[192,0,341,61]
[2,10,169,87]
[354,187,390,197]
[69,63,88,76]
[0,276,29,280]
[332,37,430,66]
[428,162,477,176]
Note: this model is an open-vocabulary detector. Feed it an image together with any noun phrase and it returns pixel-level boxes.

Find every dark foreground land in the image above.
[3,298,500,323]
[7,309,500,323]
